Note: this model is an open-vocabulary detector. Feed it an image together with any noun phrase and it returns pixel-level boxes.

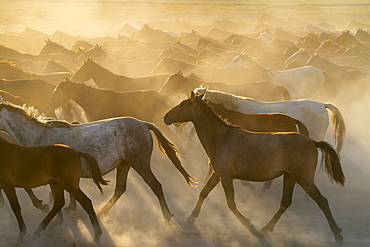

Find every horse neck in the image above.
[1,110,45,146]
[89,63,120,86]
[182,77,201,93]
[191,103,230,156]
[62,84,99,112]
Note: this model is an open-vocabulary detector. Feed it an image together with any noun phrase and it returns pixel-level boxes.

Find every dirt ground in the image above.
[0,1,370,246]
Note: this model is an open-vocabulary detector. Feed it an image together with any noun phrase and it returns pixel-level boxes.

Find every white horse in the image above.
[0,101,196,222]
[225,53,331,99]
[194,87,345,153]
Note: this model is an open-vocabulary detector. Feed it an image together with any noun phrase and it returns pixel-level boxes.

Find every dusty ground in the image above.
[0,1,370,246]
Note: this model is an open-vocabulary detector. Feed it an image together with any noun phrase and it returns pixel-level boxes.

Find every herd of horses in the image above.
[0,12,369,244]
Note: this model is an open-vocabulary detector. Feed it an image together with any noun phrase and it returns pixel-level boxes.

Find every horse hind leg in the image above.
[299,182,343,242]
[131,162,173,224]
[62,183,102,243]
[3,186,27,242]
[261,173,296,235]
[98,162,131,217]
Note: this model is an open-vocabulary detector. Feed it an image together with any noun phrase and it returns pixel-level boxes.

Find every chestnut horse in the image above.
[0,136,107,243]
[164,91,346,242]
[207,100,310,193]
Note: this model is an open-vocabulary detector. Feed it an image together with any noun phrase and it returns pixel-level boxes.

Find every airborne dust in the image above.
[0,1,370,247]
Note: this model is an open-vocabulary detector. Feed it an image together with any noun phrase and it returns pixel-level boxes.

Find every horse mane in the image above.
[0,101,71,129]
[194,87,252,111]
[195,95,237,129]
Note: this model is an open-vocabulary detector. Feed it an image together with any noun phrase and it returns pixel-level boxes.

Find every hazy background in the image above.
[0,1,370,247]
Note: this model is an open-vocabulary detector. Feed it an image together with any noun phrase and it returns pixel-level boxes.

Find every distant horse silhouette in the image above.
[42,59,73,74]
[225,53,331,99]
[159,71,291,102]
[0,101,196,222]
[46,79,188,156]
[0,135,107,243]
[71,58,170,91]
[164,91,346,242]
[0,60,71,85]
[39,39,81,58]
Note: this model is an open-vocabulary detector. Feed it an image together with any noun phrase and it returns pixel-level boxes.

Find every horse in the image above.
[0,44,80,69]
[0,101,197,222]
[0,78,83,123]
[42,59,73,74]
[46,79,188,156]
[163,91,346,242]
[159,71,291,102]
[205,99,310,193]
[39,39,79,58]
[193,87,345,153]
[0,60,72,85]
[151,56,268,84]
[70,58,170,91]
[0,135,108,243]
[225,53,331,99]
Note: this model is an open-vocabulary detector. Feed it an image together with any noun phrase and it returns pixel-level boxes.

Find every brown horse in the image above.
[71,58,170,91]
[207,100,309,192]
[0,136,108,243]
[164,91,346,242]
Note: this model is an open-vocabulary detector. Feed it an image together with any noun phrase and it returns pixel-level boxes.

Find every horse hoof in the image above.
[97,210,108,218]
[335,234,343,243]
[186,216,195,224]
[41,204,50,213]
[260,226,272,236]
[250,225,263,238]
[64,206,77,212]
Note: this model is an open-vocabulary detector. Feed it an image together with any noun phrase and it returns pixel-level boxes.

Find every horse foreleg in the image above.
[187,172,220,223]
[220,176,260,237]
[34,181,65,237]
[25,188,50,213]
[261,173,296,235]
[132,163,173,224]
[299,182,343,242]
[98,163,130,217]
[3,186,27,242]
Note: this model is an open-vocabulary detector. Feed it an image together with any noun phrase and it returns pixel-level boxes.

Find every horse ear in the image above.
[197,92,206,101]
[190,91,196,101]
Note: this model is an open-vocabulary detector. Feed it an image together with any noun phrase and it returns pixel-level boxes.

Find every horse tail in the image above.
[147,123,197,188]
[314,141,346,187]
[324,102,346,153]
[78,152,109,193]
[276,85,291,100]
[295,119,310,137]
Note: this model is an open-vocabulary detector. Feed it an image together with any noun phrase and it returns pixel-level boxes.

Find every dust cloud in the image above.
[0,1,370,247]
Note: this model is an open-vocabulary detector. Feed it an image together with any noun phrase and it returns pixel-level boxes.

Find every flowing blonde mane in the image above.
[193,87,253,111]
